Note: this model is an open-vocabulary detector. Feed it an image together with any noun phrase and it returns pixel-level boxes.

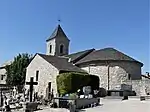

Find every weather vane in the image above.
[58,19,61,23]
[57,17,61,24]
[58,19,61,24]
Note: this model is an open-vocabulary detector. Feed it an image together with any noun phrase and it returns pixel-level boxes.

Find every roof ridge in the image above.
[37,53,86,73]
[38,53,70,60]
[65,48,95,63]
[68,48,95,56]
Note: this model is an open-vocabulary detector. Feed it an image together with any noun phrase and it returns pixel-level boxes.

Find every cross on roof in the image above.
[26,77,38,102]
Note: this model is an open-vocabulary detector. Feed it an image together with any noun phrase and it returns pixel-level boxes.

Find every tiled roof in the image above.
[0,66,5,69]
[65,48,95,63]
[141,75,150,79]
[38,53,86,73]
[0,60,12,67]
[75,48,143,66]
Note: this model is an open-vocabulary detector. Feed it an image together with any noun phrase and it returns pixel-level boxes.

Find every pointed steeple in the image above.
[46,24,70,56]
[46,24,69,42]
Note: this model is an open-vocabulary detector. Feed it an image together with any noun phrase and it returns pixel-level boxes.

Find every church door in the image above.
[46,82,51,99]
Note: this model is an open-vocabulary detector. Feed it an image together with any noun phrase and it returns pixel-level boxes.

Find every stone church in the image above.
[25,24,149,98]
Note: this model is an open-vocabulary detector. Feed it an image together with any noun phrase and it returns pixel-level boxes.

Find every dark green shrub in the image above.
[88,75,99,90]
[97,88,107,97]
[56,73,72,95]
[57,72,100,95]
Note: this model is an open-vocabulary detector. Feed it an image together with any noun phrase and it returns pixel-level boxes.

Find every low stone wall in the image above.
[53,97,100,109]
[124,79,150,96]
[75,98,100,109]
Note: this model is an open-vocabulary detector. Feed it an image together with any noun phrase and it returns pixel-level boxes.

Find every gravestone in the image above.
[121,84,132,91]
[0,89,3,107]
[0,86,11,107]
[83,86,91,95]
[12,86,17,99]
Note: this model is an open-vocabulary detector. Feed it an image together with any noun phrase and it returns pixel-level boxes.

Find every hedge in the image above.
[56,72,99,95]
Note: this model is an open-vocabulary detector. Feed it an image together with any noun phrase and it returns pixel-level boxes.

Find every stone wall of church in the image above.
[25,54,59,98]
[0,67,7,84]
[79,61,142,95]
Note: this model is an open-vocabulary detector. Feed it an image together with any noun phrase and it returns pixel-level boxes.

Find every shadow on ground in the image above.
[76,103,104,112]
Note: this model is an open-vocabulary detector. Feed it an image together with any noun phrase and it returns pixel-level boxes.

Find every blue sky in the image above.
[0,0,149,73]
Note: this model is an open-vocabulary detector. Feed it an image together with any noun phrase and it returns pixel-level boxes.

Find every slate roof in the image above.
[65,48,95,63]
[46,24,69,42]
[0,60,12,68]
[0,66,5,69]
[141,75,150,79]
[38,53,86,73]
[75,48,143,66]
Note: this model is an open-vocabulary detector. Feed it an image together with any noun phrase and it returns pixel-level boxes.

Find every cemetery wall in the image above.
[25,54,59,98]
[125,80,142,96]
[141,76,150,94]
[125,79,150,96]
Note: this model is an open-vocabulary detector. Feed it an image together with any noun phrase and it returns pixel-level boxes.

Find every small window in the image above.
[36,71,39,81]
[60,44,64,54]
[128,74,131,80]
[1,75,5,80]
[50,45,52,53]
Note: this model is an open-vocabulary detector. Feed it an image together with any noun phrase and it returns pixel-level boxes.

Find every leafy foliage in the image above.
[57,72,99,95]
[5,53,32,89]
[97,88,107,97]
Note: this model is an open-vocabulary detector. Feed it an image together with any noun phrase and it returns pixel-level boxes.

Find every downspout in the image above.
[107,61,110,90]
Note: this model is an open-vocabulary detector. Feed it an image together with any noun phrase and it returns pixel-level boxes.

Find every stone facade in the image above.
[78,61,142,95]
[25,54,59,98]
[0,67,7,84]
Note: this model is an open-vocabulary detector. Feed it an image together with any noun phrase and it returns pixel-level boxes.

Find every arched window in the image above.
[49,45,52,53]
[60,44,64,54]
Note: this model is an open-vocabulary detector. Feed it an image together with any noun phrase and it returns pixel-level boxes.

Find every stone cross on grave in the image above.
[26,77,38,102]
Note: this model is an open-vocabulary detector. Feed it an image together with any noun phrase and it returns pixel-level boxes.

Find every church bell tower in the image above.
[46,24,70,56]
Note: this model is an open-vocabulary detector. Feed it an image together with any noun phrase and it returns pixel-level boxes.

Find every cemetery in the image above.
[0,71,149,112]
[0,72,103,112]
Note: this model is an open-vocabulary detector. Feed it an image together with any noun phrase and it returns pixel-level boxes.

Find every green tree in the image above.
[5,53,32,91]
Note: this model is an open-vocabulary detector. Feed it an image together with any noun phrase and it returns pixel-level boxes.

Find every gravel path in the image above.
[12,98,150,112]
[83,98,150,112]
